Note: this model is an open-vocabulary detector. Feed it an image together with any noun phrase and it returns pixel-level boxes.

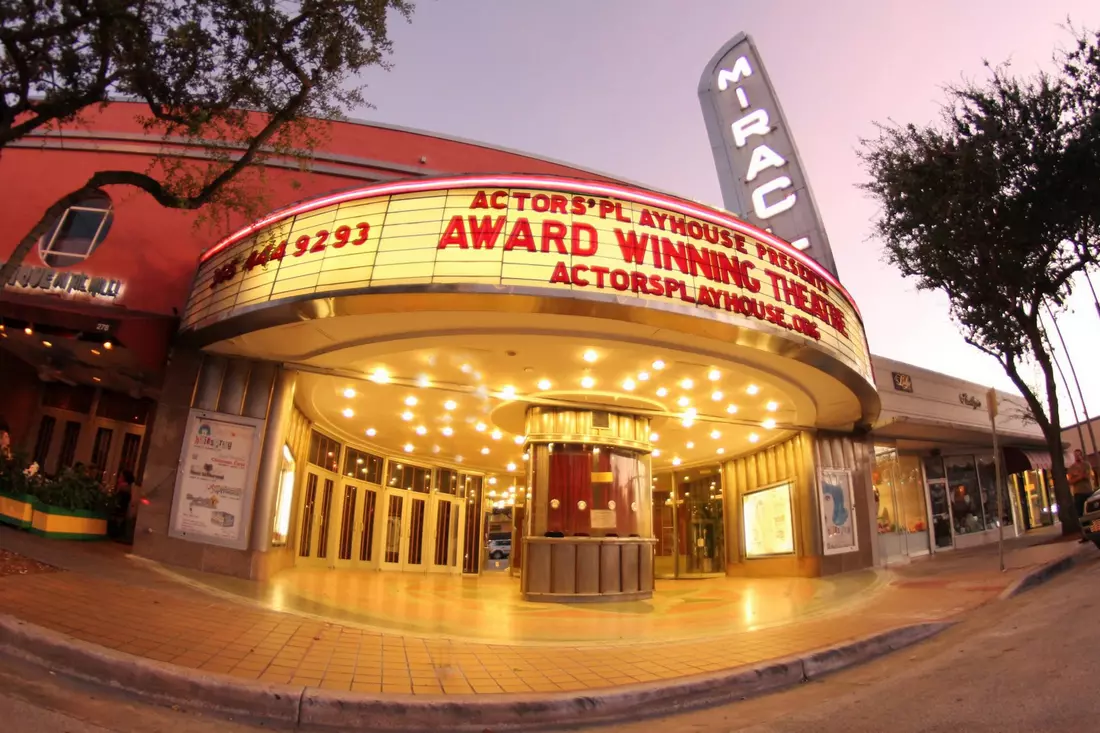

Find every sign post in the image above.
[987,388,1005,572]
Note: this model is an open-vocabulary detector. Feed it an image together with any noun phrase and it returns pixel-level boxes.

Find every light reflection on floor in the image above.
[168,563,884,645]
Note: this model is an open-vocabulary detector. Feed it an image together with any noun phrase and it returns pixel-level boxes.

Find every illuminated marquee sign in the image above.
[184,176,870,380]
[698,33,840,278]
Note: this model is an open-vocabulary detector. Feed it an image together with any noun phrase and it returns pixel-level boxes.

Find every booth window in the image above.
[343,448,383,484]
[38,190,114,268]
[271,444,296,546]
[307,430,341,473]
[540,443,647,537]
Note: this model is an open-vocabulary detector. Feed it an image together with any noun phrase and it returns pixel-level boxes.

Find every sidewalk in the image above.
[0,528,1091,728]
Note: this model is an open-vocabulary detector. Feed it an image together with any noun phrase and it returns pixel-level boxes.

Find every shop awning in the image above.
[1003,447,1054,474]
[872,415,1050,452]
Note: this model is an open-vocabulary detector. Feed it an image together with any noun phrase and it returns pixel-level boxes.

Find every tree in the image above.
[0,0,413,285]
[858,29,1100,535]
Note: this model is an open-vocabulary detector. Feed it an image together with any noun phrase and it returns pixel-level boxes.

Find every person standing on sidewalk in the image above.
[1068,449,1095,541]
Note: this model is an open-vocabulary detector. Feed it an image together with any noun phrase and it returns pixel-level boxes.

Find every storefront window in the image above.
[945,455,986,534]
[977,456,1012,528]
[873,447,930,560]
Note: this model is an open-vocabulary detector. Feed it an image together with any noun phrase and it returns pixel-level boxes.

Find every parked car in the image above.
[1082,490,1100,548]
[488,538,511,559]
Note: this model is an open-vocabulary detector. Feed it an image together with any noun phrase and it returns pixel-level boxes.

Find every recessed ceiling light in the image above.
[746,384,759,395]
[684,407,698,417]
[686,441,695,449]
[491,429,502,440]
[24,326,33,335]
[710,430,721,439]
[342,408,354,418]
[403,443,414,452]
[497,386,515,400]
[711,391,723,401]
[708,369,721,381]
[680,378,694,389]
[652,449,661,457]
[417,375,431,388]
[366,428,377,437]
[682,417,695,428]
[42,340,53,348]
[623,378,636,391]
[672,457,682,466]
[677,396,690,407]
[522,452,529,461]
[637,371,650,381]
[749,433,760,443]
[405,396,418,406]
[488,477,498,485]
[762,418,777,429]
[92,377,101,382]
[460,363,472,373]
[766,401,778,412]
[583,349,598,363]
[90,349,101,356]
[726,404,738,414]
[369,368,389,384]
[415,425,428,436]
[401,411,414,421]
[650,432,659,441]
[581,376,595,388]
[475,422,487,432]
[102,341,113,350]
[432,445,441,453]
[456,455,464,463]
[442,426,454,436]
[717,447,725,455]
[652,360,665,370]
[513,435,524,444]
[537,379,552,390]
[481,447,490,455]
[444,399,457,411]
[507,462,517,471]
[343,388,356,399]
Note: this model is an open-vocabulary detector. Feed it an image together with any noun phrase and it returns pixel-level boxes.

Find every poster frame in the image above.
[818,467,859,556]
[167,409,266,550]
[741,478,796,559]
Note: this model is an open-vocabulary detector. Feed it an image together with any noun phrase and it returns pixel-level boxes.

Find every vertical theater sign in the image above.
[698,33,840,278]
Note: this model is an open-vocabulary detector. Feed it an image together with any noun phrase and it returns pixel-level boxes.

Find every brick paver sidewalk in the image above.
[0,530,1083,696]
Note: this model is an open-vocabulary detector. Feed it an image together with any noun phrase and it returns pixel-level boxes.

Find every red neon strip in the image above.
[198,174,860,316]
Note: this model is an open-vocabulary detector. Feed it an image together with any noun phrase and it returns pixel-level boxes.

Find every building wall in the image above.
[1063,417,1100,470]
[0,352,41,447]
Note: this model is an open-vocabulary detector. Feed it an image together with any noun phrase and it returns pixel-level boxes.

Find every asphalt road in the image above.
[1,550,1098,733]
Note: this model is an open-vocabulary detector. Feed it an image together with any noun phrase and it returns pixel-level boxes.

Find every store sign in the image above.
[742,481,795,557]
[892,372,914,393]
[958,392,982,410]
[183,176,870,380]
[168,410,264,551]
[819,468,858,555]
[2,261,123,299]
[698,33,840,277]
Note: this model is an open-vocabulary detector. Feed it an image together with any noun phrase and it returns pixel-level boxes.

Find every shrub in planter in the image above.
[0,453,43,529]
[28,468,111,540]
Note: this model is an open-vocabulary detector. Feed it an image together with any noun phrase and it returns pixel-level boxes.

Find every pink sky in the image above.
[358,0,1100,425]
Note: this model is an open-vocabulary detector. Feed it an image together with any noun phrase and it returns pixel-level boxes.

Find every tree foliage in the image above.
[0,0,412,283]
[859,28,1100,533]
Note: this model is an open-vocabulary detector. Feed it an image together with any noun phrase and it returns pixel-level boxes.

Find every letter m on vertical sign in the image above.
[697,32,840,278]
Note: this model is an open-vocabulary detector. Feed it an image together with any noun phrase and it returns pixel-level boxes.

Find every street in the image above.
[1,551,1098,733]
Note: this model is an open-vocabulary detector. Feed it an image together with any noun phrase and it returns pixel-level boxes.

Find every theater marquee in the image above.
[183,176,870,380]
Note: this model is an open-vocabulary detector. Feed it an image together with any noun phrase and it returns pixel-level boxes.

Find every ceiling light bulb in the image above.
[102,341,113,350]
[417,375,431,388]
[672,457,682,466]
[513,435,524,445]
[652,359,665,370]
[766,401,778,412]
[343,388,356,399]
[680,378,694,389]
[366,428,377,437]
[686,441,695,449]
[656,387,669,397]
[746,384,759,395]
[623,378,636,391]
[369,368,389,384]
[682,417,695,428]
[583,349,598,363]
[685,407,698,417]
[522,453,529,461]
[475,422,487,432]
[460,363,472,373]
[726,404,738,414]
[401,411,414,421]
[42,340,52,348]
[444,400,457,411]
[342,408,354,418]
[537,379,552,390]
[711,391,723,401]
[708,369,721,381]
[762,418,777,429]
[500,385,516,399]
[581,376,595,388]
[488,477,498,485]
[677,396,690,407]
[710,430,721,439]
[405,396,418,406]
[650,432,659,441]
[415,425,427,436]
[432,445,441,453]
[491,429,502,440]
[90,349,101,355]
[507,462,517,471]
[456,455,464,463]
[717,448,726,455]
[403,443,414,452]
[749,433,760,443]
[442,426,454,436]
[481,447,490,455]
[652,449,661,457]
[24,326,33,335]
[637,371,650,381]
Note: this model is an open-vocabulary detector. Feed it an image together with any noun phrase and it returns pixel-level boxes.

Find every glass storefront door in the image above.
[652,465,725,578]
[429,495,465,573]
[332,480,380,569]
[872,447,932,562]
[923,457,954,549]
[297,469,337,565]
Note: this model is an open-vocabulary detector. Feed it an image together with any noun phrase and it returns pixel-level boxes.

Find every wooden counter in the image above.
[521,536,656,602]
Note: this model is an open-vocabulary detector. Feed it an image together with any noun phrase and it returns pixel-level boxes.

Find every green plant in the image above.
[0,451,43,497]
[31,468,111,514]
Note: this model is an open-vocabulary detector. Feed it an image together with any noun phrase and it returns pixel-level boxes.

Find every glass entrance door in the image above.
[379,490,429,571]
[923,457,953,549]
[429,495,465,574]
[297,469,337,565]
[332,481,380,569]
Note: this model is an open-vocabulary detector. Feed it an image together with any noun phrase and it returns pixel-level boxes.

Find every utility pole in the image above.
[987,387,1004,572]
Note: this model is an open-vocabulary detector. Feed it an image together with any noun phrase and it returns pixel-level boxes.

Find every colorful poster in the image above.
[170,411,262,549]
[820,469,858,555]
[742,481,795,557]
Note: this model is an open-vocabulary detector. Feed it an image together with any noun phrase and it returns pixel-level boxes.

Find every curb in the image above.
[998,544,1093,600]
[0,614,948,731]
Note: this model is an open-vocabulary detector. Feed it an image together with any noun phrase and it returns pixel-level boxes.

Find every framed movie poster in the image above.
[742,480,796,558]
[819,468,858,555]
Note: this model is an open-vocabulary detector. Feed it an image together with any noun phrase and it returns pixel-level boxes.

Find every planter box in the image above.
[0,491,35,529]
[29,500,107,540]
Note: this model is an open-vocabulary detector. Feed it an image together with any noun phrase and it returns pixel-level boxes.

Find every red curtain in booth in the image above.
[547,451,592,535]
[611,455,635,535]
